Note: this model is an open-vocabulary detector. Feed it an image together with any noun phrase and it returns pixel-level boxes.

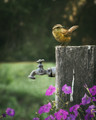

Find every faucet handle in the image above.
[37,59,45,64]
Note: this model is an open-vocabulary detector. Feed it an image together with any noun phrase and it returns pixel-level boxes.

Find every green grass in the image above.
[0,62,55,120]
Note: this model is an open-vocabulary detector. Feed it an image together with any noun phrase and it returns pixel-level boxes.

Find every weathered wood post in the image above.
[55,45,96,108]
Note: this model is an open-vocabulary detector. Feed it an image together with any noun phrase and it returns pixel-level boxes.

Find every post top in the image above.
[55,45,96,49]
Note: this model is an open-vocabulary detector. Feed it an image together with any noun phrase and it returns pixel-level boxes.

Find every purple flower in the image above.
[84,84,88,89]
[38,102,52,115]
[43,102,52,113]
[45,85,56,96]
[62,84,72,94]
[33,118,39,120]
[85,113,94,120]
[92,97,96,101]
[69,104,80,116]
[66,114,76,120]
[6,108,15,117]
[2,113,6,117]
[89,85,96,96]
[69,104,80,112]
[81,93,91,105]
[86,105,96,114]
[45,115,55,120]
[54,109,68,120]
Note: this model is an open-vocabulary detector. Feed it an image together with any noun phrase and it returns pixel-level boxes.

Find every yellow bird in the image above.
[52,24,78,45]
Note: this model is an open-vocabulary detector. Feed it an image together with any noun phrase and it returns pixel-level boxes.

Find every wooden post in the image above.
[55,45,96,108]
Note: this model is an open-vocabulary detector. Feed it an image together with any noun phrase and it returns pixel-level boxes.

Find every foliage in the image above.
[33,84,96,120]
[0,0,96,61]
[0,62,55,119]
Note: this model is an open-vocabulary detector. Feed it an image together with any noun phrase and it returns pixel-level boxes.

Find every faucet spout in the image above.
[28,59,56,79]
[28,70,36,79]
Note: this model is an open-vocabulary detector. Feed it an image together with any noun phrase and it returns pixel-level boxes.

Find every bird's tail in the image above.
[68,25,79,34]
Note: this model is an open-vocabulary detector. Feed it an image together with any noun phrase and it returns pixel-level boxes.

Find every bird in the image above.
[52,24,78,45]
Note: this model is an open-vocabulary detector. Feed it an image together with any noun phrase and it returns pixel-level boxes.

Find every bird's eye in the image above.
[57,27,60,29]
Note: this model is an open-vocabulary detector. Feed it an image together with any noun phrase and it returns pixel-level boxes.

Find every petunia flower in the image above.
[86,105,96,114]
[89,85,96,96]
[84,84,88,89]
[85,113,94,120]
[66,114,76,120]
[92,97,96,101]
[2,113,6,118]
[54,109,68,120]
[45,85,56,96]
[6,108,15,117]
[81,93,91,105]
[62,84,72,94]
[69,104,80,117]
[45,115,55,120]
[38,102,52,115]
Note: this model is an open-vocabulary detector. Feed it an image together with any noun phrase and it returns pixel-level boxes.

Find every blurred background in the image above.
[0,0,96,119]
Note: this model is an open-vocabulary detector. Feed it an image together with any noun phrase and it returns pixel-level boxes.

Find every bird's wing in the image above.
[61,29,68,35]
[61,29,71,36]
[61,25,78,36]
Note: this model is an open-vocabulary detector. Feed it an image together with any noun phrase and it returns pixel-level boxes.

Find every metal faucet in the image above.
[28,59,56,79]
